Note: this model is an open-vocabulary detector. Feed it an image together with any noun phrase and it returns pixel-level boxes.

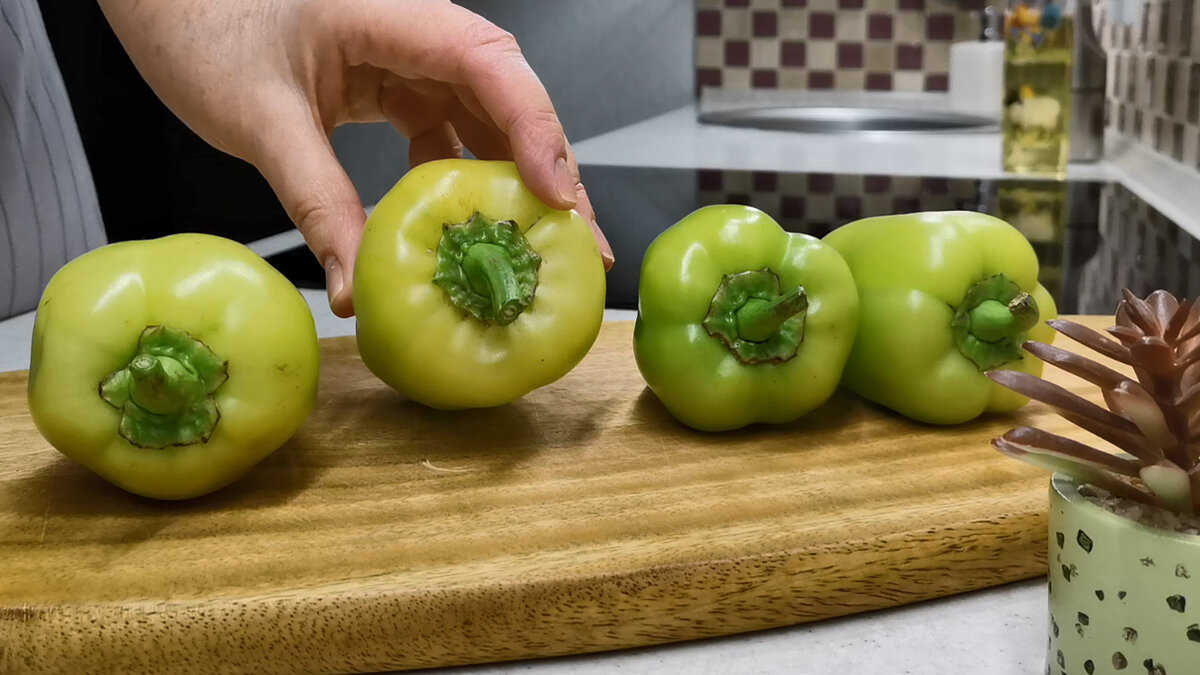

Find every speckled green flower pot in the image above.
[1047,474,1200,675]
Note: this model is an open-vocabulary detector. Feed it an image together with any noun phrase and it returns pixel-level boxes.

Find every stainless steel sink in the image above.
[698,106,999,134]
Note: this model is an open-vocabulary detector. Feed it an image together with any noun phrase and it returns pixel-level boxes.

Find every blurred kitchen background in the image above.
[32,0,1200,311]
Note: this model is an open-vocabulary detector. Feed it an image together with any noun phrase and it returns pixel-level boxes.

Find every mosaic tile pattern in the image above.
[1077,182,1200,313]
[694,0,984,93]
[1103,0,1200,169]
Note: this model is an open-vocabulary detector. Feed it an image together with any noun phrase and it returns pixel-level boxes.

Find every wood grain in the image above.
[0,317,1119,674]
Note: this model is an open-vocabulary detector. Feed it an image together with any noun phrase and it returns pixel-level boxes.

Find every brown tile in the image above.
[752,69,779,88]
[753,172,778,192]
[838,43,864,69]
[698,170,723,192]
[781,40,806,67]
[926,13,955,40]
[782,0,806,6]
[781,195,805,218]
[896,43,923,70]
[725,0,750,6]
[753,11,778,37]
[808,70,835,89]
[809,11,836,38]
[864,175,891,193]
[867,13,893,40]
[697,10,722,37]
[809,174,835,193]
[836,196,863,221]
[696,68,723,92]
[838,0,865,8]
[866,72,892,90]
[925,73,949,91]
[725,40,750,67]
[898,0,924,9]
[894,196,920,213]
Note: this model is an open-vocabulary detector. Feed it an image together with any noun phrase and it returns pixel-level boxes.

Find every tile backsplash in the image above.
[1103,0,1200,169]
[694,0,986,93]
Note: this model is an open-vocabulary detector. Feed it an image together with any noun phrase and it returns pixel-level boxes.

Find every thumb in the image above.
[252,116,365,319]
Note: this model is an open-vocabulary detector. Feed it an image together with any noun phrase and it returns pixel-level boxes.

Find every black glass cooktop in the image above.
[266,165,1200,316]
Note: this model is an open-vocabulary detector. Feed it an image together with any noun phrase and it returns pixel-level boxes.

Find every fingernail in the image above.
[324,256,344,307]
[554,157,577,206]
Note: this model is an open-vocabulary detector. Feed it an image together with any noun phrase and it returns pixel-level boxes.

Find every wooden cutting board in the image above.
[0,317,1118,674]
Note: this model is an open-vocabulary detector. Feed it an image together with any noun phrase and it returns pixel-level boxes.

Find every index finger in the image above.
[335,0,579,211]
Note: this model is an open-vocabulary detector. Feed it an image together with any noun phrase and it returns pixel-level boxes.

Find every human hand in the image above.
[96,0,613,318]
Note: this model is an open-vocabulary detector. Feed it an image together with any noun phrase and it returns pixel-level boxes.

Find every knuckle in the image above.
[458,20,522,80]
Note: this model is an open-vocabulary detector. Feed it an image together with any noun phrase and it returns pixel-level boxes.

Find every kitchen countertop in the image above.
[6,93,1200,674]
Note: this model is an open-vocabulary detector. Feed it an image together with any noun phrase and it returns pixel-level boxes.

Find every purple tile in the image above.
[898,0,924,9]
[925,73,949,91]
[810,12,836,38]
[927,14,955,40]
[781,41,806,67]
[808,174,835,193]
[894,196,920,213]
[864,175,891,193]
[725,0,750,6]
[922,178,950,195]
[782,0,806,6]
[752,69,779,88]
[753,11,778,37]
[896,44,923,70]
[836,196,863,221]
[781,196,806,218]
[754,172,778,192]
[867,14,893,40]
[866,72,893,90]
[695,68,723,95]
[725,41,750,67]
[838,0,864,7]
[698,170,724,192]
[808,70,835,89]
[838,43,864,69]
[727,193,751,205]
[697,10,722,37]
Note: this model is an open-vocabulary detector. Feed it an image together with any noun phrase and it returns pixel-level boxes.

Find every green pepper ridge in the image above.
[99,325,228,449]
[951,273,1041,371]
[434,212,541,326]
[703,268,808,365]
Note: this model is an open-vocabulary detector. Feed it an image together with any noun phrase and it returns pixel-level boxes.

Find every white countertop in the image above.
[9,94,1200,674]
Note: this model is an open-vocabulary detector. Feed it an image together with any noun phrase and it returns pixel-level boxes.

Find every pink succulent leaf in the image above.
[1022,341,1127,389]
[1129,337,1177,376]
[986,369,1141,434]
[1060,411,1164,464]
[998,427,1141,476]
[1175,381,1200,413]
[1147,290,1181,332]
[1048,319,1133,364]
[992,436,1160,507]
[1178,344,1200,370]
[1140,461,1195,515]
[1104,380,1177,450]
[1163,297,1195,343]
[1120,289,1162,335]
[1178,305,1200,343]
[1107,325,1145,345]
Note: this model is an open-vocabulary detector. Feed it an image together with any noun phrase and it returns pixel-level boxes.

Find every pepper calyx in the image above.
[951,273,1041,371]
[703,268,808,365]
[434,212,541,326]
[99,325,228,449]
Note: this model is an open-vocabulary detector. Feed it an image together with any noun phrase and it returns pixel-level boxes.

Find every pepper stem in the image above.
[434,212,541,326]
[462,243,524,326]
[951,274,1042,371]
[735,286,809,343]
[99,325,228,449]
[702,269,809,365]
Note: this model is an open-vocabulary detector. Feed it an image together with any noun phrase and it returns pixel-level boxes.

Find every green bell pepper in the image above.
[823,210,1058,425]
[27,233,321,500]
[633,205,859,431]
[353,159,606,409]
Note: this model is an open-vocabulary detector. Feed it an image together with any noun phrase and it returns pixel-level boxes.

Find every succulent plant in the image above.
[986,289,1200,516]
